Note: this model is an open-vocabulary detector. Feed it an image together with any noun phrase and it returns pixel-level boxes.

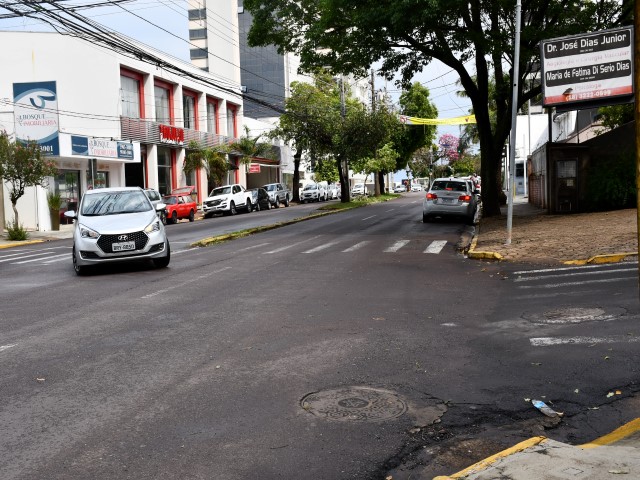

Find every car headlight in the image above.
[144,219,161,233]
[79,223,99,239]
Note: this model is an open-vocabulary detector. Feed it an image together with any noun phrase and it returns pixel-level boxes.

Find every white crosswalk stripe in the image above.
[424,240,447,254]
[342,241,370,252]
[384,240,410,253]
[303,241,341,254]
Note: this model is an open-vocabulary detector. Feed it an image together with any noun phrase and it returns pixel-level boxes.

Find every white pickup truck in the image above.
[202,184,253,217]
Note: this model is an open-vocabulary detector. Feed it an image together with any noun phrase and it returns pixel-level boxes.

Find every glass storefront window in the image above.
[157,147,172,195]
[86,171,109,189]
[183,94,196,129]
[121,75,141,118]
[56,170,81,224]
[227,106,236,138]
[155,85,171,124]
[207,101,217,135]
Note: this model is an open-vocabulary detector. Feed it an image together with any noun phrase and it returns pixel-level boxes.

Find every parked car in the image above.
[411,184,422,192]
[143,188,167,225]
[262,182,290,207]
[250,187,272,211]
[64,187,170,275]
[351,183,366,196]
[301,183,321,203]
[162,194,197,223]
[422,177,478,225]
[317,182,328,201]
[394,184,407,193]
[202,184,253,217]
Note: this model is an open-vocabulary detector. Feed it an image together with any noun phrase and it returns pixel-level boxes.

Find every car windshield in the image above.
[304,184,315,190]
[81,191,151,216]
[264,185,276,191]
[162,196,178,205]
[210,186,231,196]
[431,181,467,192]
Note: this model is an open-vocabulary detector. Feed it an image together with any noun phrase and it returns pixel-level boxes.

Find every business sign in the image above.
[159,124,184,145]
[71,136,135,160]
[541,27,634,107]
[248,163,261,173]
[13,81,60,155]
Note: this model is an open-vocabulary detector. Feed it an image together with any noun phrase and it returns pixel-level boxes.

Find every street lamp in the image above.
[405,164,411,190]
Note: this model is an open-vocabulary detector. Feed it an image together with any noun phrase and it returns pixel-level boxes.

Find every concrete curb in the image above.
[563,252,638,266]
[0,239,47,249]
[466,235,503,261]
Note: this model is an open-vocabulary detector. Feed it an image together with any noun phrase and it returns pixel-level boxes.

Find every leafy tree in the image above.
[358,143,399,195]
[0,132,58,229]
[229,125,276,167]
[438,134,460,163]
[313,157,339,183]
[245,0,628,216]
[184,140,230,192]
[598,103,634,131]
[395,82,438,166]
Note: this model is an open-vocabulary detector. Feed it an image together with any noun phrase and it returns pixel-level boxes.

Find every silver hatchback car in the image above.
[422,178,478,225]
[64,187,170,275]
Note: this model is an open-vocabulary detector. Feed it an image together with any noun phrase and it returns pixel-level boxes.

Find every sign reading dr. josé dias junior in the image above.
[541,27,634,108]
[13,81,60,156]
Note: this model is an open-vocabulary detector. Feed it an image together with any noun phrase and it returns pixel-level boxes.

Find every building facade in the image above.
[0,30,245,231]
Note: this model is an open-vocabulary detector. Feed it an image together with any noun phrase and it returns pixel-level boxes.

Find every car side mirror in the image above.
[64,210,77,220]
[156,203,166,211]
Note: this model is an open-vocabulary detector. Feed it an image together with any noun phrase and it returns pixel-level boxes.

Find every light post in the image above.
[405,164,411,191]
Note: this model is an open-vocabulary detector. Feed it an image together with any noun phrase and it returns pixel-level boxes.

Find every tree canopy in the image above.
[245,0,630,216]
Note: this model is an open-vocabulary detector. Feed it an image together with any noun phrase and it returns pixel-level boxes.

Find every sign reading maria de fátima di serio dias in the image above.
[541,27,633,107]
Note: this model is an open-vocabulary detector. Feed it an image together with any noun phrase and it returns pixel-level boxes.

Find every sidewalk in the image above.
[0,223,74,249]
[467,197,638,265]
[434,418,640,479]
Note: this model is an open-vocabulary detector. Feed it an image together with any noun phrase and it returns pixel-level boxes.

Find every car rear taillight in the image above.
[426,193,437,200]
[459,195,471,202]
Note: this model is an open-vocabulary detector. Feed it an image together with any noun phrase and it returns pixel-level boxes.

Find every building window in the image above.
[154,82,172,124]
[120,70,144,118]
[227,105,237,138]
[207,100,217,135]
[157,147,173,195]
[188,8,206,20]
[183,91,197,130]
[190,48,208,60]
[189,28,207,40]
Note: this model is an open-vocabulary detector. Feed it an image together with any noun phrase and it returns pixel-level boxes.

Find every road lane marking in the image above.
[171,248,199,255]
[516,277,635,289]
[530,336,640,347]
[14,253,70,264]
[515,267,636,282]
[424,240,447,254]
[342,241,370,252]
[384,240,410,252]
[0,344,16,352]
[141,266,231,299]
[303,241,341,253]
[237,242,270,252]
[513,262,637,275]
[264,236,320,254]
[361,215,377,221]
[0,251,53,263]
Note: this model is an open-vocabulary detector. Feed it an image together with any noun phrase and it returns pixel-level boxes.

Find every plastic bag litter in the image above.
[532,399,563,418]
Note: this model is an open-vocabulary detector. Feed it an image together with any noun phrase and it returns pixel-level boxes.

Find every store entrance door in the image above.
[56,170,81,224]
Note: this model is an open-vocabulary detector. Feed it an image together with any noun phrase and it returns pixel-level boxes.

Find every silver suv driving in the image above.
[422,177,478,225]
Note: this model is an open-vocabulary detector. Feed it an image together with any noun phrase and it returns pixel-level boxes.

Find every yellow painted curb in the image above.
[433,436,548,480]
[466,236,503,260]
[580,417,640,449]
[0,239,45,249]
[563,252,637,266]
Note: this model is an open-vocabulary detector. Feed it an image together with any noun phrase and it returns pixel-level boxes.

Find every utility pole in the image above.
[371,68,375,112]
[506,0,522,245]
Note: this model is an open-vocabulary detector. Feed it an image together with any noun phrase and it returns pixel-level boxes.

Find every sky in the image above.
[0,0,473,180]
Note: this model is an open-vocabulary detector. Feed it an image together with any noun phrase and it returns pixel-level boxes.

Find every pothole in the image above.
[301,386,407,422]
[523,307,625,325]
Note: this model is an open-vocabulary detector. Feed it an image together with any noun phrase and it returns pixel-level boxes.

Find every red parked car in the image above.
[162,194,197,224]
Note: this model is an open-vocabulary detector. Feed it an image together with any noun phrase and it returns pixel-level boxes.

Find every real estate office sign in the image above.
[541,27,634,109]
[13,81,60,155]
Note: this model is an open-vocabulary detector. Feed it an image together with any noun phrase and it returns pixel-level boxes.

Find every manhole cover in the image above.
[301,387,407,422]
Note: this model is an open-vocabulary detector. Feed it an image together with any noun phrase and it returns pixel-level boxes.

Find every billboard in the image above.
[541,27,634,108]
[13,81,60,155]
[71,136,135,160]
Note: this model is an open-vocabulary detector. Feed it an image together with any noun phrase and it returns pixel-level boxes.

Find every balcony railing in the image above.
[120,116,231,149]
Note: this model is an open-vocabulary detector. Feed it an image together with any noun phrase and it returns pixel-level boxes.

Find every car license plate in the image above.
[112,241,136,252]
[441,198,455,204]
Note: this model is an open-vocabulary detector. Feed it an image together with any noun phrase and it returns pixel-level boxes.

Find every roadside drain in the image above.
[301,386,407,422]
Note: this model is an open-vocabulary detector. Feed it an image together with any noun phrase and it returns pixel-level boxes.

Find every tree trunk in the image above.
[378,172,385,194]
[374,173,380,196]
[292,148,302,203]
[11,202,19,228]
[337,154,350,202]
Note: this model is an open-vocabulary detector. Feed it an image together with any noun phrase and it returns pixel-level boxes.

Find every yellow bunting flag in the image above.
[398,114,476,126]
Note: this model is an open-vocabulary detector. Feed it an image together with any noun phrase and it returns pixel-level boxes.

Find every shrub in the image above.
[6,221,29,241]
[585,150,636,211]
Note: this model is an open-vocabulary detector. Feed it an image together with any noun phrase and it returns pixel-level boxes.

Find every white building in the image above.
[0,30,252,231]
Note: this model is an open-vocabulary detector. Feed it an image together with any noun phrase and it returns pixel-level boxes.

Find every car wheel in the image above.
[160,210,167,225]
[274,198,280,208]
[171,211,178,224]
[230,201,237,215]
[284,196,289,207]
[153,240,171,268]
[72,245,86,276]
[423,213,430,223]
[188,210,195,222]
[246,200,252,213]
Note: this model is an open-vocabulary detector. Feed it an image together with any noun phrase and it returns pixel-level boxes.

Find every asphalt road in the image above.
[1,193,638,480]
